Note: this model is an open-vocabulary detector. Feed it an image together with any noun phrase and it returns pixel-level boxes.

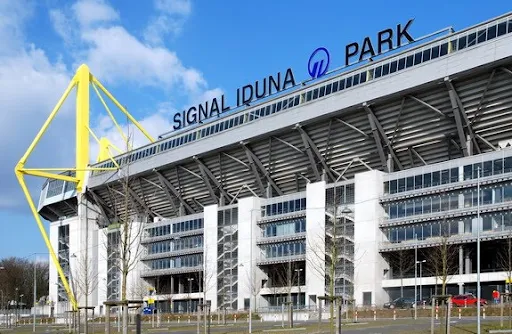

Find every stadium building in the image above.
[36,12,512,315]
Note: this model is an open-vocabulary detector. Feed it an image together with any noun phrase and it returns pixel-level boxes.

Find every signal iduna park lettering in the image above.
[173,68,296,130]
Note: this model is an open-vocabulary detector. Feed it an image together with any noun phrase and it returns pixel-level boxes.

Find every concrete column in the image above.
[179,278,184,294]
[305,181,326,308]
[354,170,387,306]
[204,204,219,311]
[465,253,472,275]
[237,197,262,312]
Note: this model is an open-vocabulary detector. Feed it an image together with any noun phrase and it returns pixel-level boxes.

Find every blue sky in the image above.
[0,0,510,258]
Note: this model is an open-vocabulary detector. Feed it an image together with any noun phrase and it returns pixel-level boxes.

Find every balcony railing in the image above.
[140,265,203,277]
[379,228,512,251]
[380,201,512,227]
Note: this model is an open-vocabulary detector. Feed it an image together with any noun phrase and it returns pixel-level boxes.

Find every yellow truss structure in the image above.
[14,64,155,310]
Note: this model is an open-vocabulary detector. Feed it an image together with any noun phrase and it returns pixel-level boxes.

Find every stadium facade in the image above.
[37,12,512,315]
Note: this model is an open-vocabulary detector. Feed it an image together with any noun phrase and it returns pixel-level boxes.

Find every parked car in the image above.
[383,297,416,309]
[451,294,487,307]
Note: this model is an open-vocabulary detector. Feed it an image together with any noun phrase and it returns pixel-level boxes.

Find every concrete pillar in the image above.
[465,253,472,275]
[459,246,464,294]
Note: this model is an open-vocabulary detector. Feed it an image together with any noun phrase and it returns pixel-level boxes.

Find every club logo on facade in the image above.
[308,47,330,79]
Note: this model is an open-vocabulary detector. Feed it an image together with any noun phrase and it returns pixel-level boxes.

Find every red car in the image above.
[451,294,487,307]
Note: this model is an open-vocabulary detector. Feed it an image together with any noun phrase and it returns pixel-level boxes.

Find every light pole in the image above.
[477,166,481,334]
[418,260,426,303]
[33,259,36,333]
[414,234,418,319]
[187,278,194,313]
[294,269,303,309]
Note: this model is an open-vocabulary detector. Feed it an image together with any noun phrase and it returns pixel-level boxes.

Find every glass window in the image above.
[441,169,449,184]
[450,167,459,183]
[505,157,512,173]
[390,179,397,194]
[463,165,472,180]
[494,159,503,175]
[398,178,405,192]
[483,160,493,177]
[406,176,414,191]
[415,174,423,189]
[424,173,432,188]
[432,171,440,186]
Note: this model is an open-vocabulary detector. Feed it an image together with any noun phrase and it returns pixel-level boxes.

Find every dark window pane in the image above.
[375,66,382,78]
[390,61,398,73]
[382,63,390,76]
[431,46,440,59]
[424,173,432,188]
[458,36,467,50]
[406,176,414,191]
[440,43,448,56]
[414,52,422,65]
[487,25,497,40]
[415,175,423,189]
[494,159,503,175]
[422,49,431,62]
[406,55,414,67]
[468,32,477,46]
[450,167,459,183]
[477,29,486,43]
[498,21,507,36]
[398,58,406,70]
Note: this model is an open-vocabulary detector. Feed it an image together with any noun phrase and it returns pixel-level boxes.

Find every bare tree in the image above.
[307,203,355,334]
[424,236,458,296]
[386,250,415,298]
[105,133,146,334]
[498,233,512,291]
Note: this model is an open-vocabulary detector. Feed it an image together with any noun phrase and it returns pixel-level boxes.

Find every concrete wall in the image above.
[305,181,326,308]
[354,170,388,306]
[204,204,218,311]
[237,197,262,311]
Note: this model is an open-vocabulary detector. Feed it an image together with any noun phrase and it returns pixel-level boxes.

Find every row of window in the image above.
[385,184,512,220]
[463,157,512,180]
[91,17,512,175]
[147,236,203,255]
[384,212,512,243]
[326,184,355,206]
[385,167,459,195]
[261,241,306,259]
[145,218,204,238]
[148,254,203,270]
[385,156,512,195]
[261,218,306,238]
[262,198,307,218]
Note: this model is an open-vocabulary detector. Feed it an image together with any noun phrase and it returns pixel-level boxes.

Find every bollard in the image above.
[188,315,190,323]
[483,307,486,319]
[373,310,376,321]
[464,300,467,308]
[135,314,141,334]
[178,316,180,324]
[355,310,358,322]
[168,316,170,324]
[435,306,439,320]
[458,308,461,319]
[393,309,396,320]
[234,314,237,323]
[423,301,426,310]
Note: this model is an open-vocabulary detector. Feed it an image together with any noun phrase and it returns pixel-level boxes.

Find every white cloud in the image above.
[80,26,206,92]
[71,0,119,28]
[155,0,191,16]
[143,0,191,45]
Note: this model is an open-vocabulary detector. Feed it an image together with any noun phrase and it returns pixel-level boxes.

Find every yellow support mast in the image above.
[14,64,154,311]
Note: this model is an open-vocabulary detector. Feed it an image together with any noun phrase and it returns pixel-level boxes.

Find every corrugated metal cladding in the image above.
[88,62,512,221]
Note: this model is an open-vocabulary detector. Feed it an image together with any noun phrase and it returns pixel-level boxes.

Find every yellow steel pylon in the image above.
[14,64,155,310]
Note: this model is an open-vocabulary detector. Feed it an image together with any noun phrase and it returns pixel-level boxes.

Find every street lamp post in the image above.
[418,260,426,303]
[188,278,194,313]
[33,258,37,333]
[294,269,303,309]
[477,166,481,334]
